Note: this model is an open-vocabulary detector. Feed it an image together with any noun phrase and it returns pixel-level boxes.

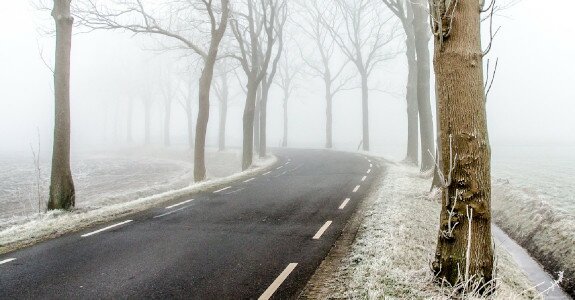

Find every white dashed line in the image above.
[81,220,133,237]
[367,169,371,174]
[263,171,272,175]
[165,199,193,209]
[339,198,351,210]
[258,263,298,300]
[243,178,255,183]
[353,185,360,193]
[369,163,373,168]
[276,166,284,170]
[0,258,16,265]
[213,186,231,193]
[154,206,191,218]
[361,176,367,182]
[313,221,333,239]
[223,187,246,195]
[285,161,291,165]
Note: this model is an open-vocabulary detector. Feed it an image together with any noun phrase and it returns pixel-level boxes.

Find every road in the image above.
[0,149,381,299]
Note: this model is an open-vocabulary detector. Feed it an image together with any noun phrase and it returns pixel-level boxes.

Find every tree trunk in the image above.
[48,0,75,210]
[259,78,269,157]
[144,97,151,145]
[325,79,333,149]
[360,73,370,151]
[218,72,228,152]
[404,8,419,164]
[242,79,258,170]
[253,85,261,155]
[127,98,133,143]
[164,98,171,146]
[431,0,493,290]
[412,0,435,172]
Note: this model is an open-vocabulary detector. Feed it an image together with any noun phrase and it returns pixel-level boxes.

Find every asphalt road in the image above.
[0,149,381,299]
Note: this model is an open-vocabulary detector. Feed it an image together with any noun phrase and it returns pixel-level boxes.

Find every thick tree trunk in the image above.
[405,34,419,164]
[282,91,288,148]
[259,78,269,157]
[218,73,228,152]
[325,79,333,149]
[48,0,75,210]
[242,79,258,170]
[144,97,151,145]
[253,86,261,154]
[127,98,133,143]
[412,0,435,172]
[431,0,493,290]
[164,99,171,146]
[360,73,370,151]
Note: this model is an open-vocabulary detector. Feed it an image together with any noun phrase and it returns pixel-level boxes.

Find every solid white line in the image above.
[361,176,367,182]
[213,186,231,193]
[367,169,371,174]
[263,171,272,175]
[244,178,255,183]
[0,258,16,265]
[313,221,333,239]
[154,205,191,218]
[339,198,351,210]
[353,185,360,193]
[258,263,298,300]
[276,166,284,170]
[165,199,193,209]
[81,220,133,237]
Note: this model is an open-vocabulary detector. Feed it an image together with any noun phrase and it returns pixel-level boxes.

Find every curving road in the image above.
[0,149,381,299]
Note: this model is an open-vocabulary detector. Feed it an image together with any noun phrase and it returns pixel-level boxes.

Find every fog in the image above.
[1,0,572,158]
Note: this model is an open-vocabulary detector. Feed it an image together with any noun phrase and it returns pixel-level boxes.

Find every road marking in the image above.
[213,186,231,193]
[263,171,272,175]
[223,187,246,195]
[313,221,333,239]
[368,159,372,163]
[285,161,290,165]
[276,166,284,170]
[154,206,191,218]
[353,185,360,193]
[367,169,371,174]
[361,176,367,182]
[370,163,373,168]
[0,258,16,265]
[243,178,255,183]
[258,263,298,300]
[165,199,193,209]
[339,198,351,209]
[81,220,133,237]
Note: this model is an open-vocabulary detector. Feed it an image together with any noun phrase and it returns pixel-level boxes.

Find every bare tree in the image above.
[429,0,494,291]
[74,0,230,181]
[381,0,419,164]
[411,0,435,172]
[48,0,76,210]
[230,0,285,169]
[275,47,299,148]
[213,65,231,151]
[295,0,353,149]
[324,0,398,151]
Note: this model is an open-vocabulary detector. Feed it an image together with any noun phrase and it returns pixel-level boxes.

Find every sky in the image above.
[0,0,573,160]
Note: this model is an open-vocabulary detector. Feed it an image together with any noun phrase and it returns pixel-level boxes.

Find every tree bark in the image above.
[242,79,258,170]
[253,86,261,155]
[412,0,435,171]
[404,3,419,164]
[259,78,269,157]
[48,0,75,210]
[361,72,370,151]
[431,0,493,290]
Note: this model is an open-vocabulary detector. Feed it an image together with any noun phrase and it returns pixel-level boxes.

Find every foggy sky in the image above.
[0,0,573,160]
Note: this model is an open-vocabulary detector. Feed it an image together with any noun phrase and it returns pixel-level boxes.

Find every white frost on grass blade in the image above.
[0,155,277,253]
[302,163,536,299]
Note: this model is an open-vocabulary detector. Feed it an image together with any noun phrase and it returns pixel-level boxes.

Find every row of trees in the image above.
[47,0,494,294]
